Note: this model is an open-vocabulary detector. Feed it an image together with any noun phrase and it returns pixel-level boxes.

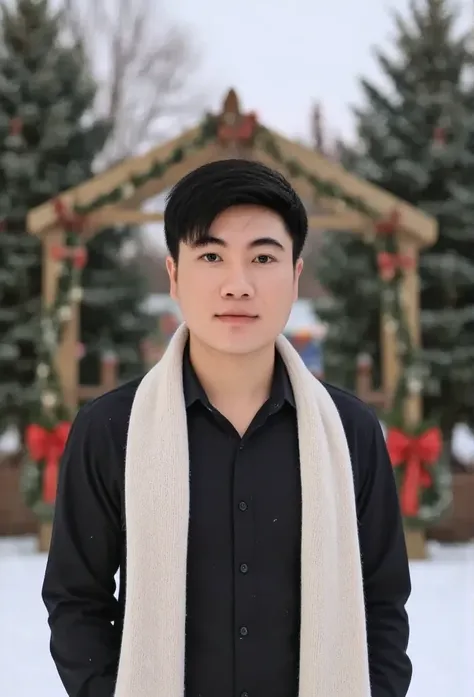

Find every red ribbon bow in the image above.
[386,427,442,517]
[25,422,71,504]
[377,251,414,281]
[218,113,258,144]
[51,244,88,269]
[53,197,87,233]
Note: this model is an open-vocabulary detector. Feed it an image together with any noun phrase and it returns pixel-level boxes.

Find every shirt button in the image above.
[239,563,249,574]
[238,501,248,511]
[239,626,248,637]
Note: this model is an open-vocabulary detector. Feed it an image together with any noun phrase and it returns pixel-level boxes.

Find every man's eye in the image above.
[200,253,221,262]
[254,255,275,264]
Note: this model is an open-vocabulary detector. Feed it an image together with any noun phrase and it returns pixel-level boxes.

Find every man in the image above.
[42,159,412,697]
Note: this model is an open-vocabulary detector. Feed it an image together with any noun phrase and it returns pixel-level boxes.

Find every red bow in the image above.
[218,113,258,144]
[377,252,414,281]
[386,427,442,517]
[25,422,71,504]
[51,244,88,269]
[53,197,87,233]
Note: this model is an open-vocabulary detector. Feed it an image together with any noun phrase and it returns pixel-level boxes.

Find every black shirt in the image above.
[42,347,412,697]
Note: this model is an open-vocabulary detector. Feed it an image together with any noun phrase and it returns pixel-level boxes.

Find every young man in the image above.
[42,159,412,697]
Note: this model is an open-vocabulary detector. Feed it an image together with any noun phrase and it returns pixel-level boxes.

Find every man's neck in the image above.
[188,334,276,411]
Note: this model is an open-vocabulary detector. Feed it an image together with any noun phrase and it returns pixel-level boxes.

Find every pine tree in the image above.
[0,0,108,434]
[79,230,153,387]
[316,0,474,432]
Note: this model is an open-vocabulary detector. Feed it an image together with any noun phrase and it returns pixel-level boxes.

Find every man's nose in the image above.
[220,267,255,298]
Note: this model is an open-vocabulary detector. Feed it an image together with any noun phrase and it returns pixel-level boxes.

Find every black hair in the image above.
[164,159,308,263]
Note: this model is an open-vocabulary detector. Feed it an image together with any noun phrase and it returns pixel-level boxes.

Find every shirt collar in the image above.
[182,340,295,409]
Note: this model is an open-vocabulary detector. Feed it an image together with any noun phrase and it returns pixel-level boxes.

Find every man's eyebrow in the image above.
[190,236,285,250]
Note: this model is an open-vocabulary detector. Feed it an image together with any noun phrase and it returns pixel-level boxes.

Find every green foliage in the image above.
[316,0,474,433]
[315,231,381,389]
[79,229,154,385]
[0,0,108,435]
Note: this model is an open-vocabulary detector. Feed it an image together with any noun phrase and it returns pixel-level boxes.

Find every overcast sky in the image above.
[168,0,473,144]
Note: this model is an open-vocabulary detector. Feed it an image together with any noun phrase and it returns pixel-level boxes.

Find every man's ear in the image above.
[293,257,303,301]
[166,256,178,300]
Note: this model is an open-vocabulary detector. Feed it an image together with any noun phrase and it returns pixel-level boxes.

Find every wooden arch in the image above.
[27,88,437,431]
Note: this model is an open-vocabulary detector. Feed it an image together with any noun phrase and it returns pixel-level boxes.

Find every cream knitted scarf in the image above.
[115,324,371,697]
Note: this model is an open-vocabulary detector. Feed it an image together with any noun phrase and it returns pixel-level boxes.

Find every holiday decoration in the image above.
[377,251,415,281]
[218,112,258,144]
[432,126,446,146]
[9,116,23,136]
[26,89,447,537]
[387,425,443,517]
[23,119,220,521]
[21,204,85,520]
[25,421,71,504]
[51,244,88,268]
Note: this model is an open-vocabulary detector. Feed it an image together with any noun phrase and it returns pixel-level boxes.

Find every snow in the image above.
[0,536,473,697]
[452,423,474,470]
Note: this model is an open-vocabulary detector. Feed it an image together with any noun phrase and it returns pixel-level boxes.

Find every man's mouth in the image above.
[215,313,259,323]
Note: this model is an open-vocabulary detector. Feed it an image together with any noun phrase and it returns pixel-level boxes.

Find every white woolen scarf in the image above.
[115,324,371,697]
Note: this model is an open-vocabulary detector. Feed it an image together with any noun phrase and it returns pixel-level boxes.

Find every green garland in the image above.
[21,229,84,521]
[24,112,451,526]
[254,126,451,527]
[23,114,220,522]
[255,127,451,526]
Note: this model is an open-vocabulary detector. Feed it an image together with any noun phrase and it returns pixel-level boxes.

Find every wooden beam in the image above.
[261,128,438,247]
[250,145,370,231]
[117,142,225,211]
[27,126,202,236]
[82,205,369,232]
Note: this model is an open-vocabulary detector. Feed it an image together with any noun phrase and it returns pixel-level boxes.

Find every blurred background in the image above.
[1,0,474,695]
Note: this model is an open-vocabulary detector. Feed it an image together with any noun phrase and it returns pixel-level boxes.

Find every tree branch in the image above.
[60,0,206,167]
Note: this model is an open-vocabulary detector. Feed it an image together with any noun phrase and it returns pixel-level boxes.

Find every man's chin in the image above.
[208,334,274,356]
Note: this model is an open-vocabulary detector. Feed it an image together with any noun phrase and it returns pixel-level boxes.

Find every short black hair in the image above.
[164,159,308,263]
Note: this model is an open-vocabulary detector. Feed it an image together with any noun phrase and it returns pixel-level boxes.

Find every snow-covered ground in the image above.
[0,536,473,697]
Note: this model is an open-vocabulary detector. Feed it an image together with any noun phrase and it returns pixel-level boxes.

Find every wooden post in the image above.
[141,339,165,368]
[77,352,119,402]
[398,240,426,559]
[380,313,400,407]
[355,353,387,409]
[42,227,80,412]
[39,229,79,549]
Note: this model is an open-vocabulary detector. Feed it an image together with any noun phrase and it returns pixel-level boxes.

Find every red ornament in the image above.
[51,244,88,269]
[53,197,87,233]
[218,112,258,145]
[433,127,445,145]
[9,117,23,136]
[25,422,71,504]
[377,251,415,281]
[375,210,401,236]
[386,426,443,517]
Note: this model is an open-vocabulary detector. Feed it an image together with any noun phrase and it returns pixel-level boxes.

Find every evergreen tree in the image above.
[79,230,153,388]
[316,0,474,432]
[0,0,108,434]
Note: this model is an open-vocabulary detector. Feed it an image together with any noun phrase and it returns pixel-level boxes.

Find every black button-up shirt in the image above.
[42,345,412,697]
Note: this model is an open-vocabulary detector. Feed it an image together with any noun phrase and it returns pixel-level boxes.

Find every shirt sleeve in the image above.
[42,402,123,697]
[357,411,413,697]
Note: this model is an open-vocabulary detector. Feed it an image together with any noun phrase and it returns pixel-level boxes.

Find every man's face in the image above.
[166,205,303,355]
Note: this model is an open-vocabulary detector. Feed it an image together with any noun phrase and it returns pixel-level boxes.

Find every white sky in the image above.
[168,0,473,143]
